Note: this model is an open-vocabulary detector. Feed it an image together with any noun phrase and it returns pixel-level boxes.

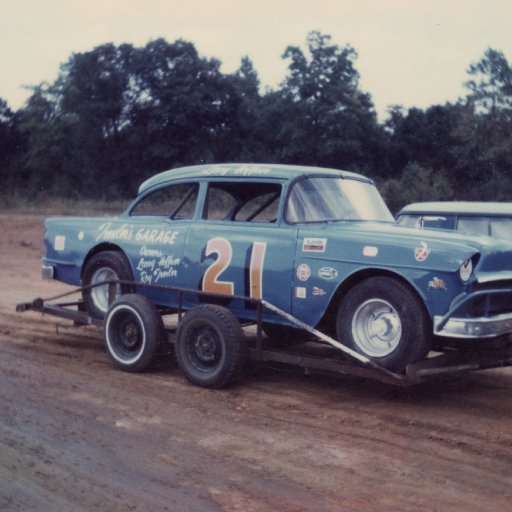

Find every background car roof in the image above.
[399,201,512,216]
[138,163,370,195]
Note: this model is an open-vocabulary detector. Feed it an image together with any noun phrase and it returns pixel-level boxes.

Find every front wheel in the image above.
[336,277,431,372]
[175,305,246,388]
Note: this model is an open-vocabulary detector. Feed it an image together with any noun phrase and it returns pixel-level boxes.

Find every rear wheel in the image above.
[82,251,134,318]
[175,305,246,388]
[336,277,431,372]
[104,294,165,372]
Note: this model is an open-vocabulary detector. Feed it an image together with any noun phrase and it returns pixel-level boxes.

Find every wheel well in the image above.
[81,244,130,280]
[317,269,429,335]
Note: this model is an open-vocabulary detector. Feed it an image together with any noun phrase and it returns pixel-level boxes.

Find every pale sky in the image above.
[1,0,511,120]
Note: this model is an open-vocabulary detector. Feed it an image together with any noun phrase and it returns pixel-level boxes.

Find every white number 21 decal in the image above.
[203,238,267,299]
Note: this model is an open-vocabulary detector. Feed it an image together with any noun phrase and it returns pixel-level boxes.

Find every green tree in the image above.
[465,48,512,119]
[56,43,136,195]
[127,38,250,174]
[0,99,20,191]
[448,48,512,199]
[385,103,463,175]
[15,84,73,196]
[276,31,386,176]
[380,162,454,213]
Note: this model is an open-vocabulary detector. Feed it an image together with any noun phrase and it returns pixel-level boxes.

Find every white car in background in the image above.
[397,201,512,241]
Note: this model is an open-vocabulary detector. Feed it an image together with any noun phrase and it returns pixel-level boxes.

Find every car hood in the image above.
[300,221,512,279]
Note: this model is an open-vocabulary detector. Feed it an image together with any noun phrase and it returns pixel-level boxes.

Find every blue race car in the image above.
[42,164,512,382]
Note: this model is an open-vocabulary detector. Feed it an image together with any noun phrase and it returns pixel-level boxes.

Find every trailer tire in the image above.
[82,251,134,318]
[336,277,431,372]
[104,294,165,372]
[175,305,246,388]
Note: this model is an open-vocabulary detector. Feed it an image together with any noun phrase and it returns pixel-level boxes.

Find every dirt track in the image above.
[1,213,512,512]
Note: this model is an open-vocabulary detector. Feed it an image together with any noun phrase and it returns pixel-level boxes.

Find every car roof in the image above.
[138,163,371,195]
[399,201,512,216]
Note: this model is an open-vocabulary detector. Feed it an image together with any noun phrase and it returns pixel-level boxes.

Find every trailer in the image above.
[16,280,512,388]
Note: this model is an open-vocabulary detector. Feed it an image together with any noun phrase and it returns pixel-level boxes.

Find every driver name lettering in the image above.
[136,248,181,284]
[202,165,271,177]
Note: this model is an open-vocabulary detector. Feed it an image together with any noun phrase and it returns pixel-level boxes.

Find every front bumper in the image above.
[434,288,512,339]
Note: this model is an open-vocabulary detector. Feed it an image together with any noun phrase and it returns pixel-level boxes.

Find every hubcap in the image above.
[90,267,120,313]
[352,299,402,357]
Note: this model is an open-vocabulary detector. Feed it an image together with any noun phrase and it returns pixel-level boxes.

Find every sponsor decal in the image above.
[54,235,66,251]
[428,277,447,292]
[96,222,133,242]
[318,267,338,280]
[303,237,327,253]
[363,246,378,257]
[312,286,326,296]
[96,222,179,246]
[296,263,311,282]
[415,241,430,262]
[295,287,307,299]
[460,259,473,282]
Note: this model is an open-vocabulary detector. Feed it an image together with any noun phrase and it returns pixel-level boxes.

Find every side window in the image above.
[234,191,279,222]
[204,187,236,220]
[204,182,281,223]
[457,216,490,236]
[396,214,422,228]
[420,215,456,230]
[490,217,512,240]
[131,183,199,218]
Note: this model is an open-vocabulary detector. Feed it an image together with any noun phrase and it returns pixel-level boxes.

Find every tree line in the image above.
[0,31,511,212]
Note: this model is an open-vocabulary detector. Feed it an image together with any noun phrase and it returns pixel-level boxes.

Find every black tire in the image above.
[336,277,431,372]
[104,294,165,372]
[263,323,311,346]
[175,304,246,388]
[82,250,134,318]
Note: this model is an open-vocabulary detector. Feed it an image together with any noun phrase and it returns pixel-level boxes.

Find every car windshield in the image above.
[286,177,394,223]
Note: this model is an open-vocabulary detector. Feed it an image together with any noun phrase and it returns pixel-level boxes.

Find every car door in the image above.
[183,180,298,323]
[123,181,199,307]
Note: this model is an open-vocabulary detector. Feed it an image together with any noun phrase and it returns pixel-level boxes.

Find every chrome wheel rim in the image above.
[90,267,120,313]
[352,299,402,357]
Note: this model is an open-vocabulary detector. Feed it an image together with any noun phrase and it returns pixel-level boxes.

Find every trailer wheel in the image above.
[82,251,134,318]
[104,294,165,372]
[336,277,431,372]
[175,304,246,388]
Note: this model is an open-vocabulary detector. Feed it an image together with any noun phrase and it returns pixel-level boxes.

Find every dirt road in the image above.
[1,213,511,512]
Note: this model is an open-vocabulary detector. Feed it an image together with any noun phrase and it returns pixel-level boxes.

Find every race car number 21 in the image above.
[202,238,267,299]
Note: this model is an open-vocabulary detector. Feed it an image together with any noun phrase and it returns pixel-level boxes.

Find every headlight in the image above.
[459,258,473,282]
